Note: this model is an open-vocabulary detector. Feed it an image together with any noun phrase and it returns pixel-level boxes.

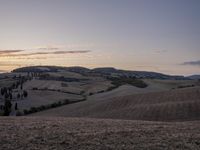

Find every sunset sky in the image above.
[0,0,199,75]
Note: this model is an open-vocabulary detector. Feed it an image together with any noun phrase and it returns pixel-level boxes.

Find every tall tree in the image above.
[4,100,12,116]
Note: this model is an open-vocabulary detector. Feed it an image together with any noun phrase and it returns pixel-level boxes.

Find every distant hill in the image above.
[12,66,187,80]
[187,75,200,80]
[92,67,186,80]
[12,66,90,73]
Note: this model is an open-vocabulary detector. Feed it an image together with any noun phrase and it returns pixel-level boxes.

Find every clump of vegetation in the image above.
[16,110,23,116]
[177,85,195,89]
[61,83,68,87]
[97,90,105,94]
[107,77,148,91]
[23,90,28,97]
[15,103,18,110]
[4,100,12,116]
[23,98,86,115]
[89,92,94,96]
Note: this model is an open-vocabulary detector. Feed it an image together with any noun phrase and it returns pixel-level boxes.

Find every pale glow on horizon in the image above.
[0,0,199,75]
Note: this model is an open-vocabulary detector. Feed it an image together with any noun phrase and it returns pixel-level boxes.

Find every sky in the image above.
[0,0,199,75]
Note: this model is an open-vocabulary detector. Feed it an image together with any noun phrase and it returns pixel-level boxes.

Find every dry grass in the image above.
[144,79,199,90]
[24,79,83,94]
[16,90,83,111]
[0,117,199,150]
[32,87,200,121]
[23,77,113,95]
[88,79,199,101]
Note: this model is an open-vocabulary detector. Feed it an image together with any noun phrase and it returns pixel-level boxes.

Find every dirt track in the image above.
[0,117,200,150]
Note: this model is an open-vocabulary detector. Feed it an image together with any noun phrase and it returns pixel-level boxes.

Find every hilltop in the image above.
[12,66,186,80]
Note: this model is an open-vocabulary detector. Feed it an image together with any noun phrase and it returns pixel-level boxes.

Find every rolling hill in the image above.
[32,86,200,121]
[12,66,187,80]
[188,75,200,80]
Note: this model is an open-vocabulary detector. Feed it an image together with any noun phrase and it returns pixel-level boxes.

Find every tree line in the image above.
[0,73,30,116]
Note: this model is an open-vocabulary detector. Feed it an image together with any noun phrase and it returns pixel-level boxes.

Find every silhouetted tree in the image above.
[12,83,16,89]
[17,93,20,99]
[1,87,7,96]
[0,88,3,96]
[15,103,18,110]
[4,100,12,116]
[20,94,23,100]
[4,93,9,99]
[23,90,28,98]
[9,93,12,100]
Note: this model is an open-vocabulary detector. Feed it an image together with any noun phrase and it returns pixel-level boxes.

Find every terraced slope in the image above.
[32,87,200,121]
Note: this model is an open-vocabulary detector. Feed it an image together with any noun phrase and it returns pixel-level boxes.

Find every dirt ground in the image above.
[0,117,199,150]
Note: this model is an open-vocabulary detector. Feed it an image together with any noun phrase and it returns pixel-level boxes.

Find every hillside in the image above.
[12,66,187,80]
[1,66,199,117]
[0,117,200,150]
[88,79,199,101]
[32,87,200,121]
[188,75,200,80]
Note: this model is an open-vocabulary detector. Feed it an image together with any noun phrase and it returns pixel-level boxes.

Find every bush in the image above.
[61,83,68,87]
[63,99,69,104]
[37,105,47,111]
[89,92,93,96]
[23,99,86,115]
[32,87,38,90]
[108,77,148,89]
[23,109,29,115]
[4,100,12,116]
[177,85,195,89]
[16,110,23,116]
[97,90,105,93]
[23,90,28,97]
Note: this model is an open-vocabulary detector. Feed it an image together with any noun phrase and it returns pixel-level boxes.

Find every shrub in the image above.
[4,100,12,116]
[29,107,38,113]
[16,110,23,116]
[89,92,93,96]
[108,77,148,89]
[38,105,46,111]
[32,87,38,90]
[15,103,18,110]
[23,90,28,98]
[61,83,68,87]
[23,109,29,115]
[63,99,69,104]
[23,99,86,115]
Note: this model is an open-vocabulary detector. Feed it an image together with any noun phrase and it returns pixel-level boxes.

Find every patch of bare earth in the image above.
[0,117,200,150]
